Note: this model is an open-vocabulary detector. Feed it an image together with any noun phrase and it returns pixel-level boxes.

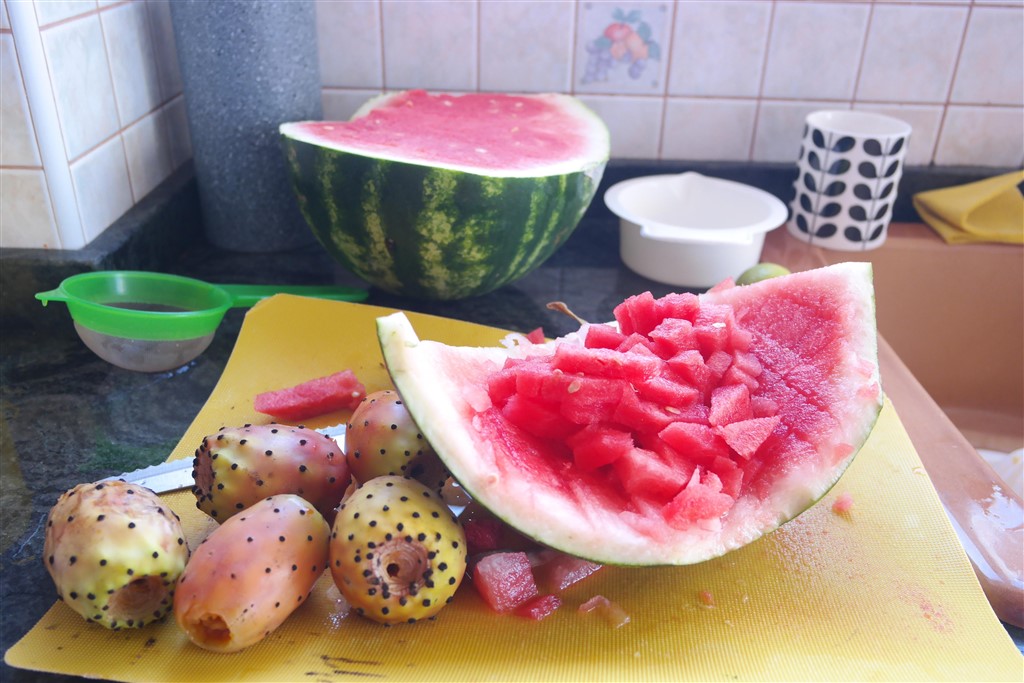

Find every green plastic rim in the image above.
[36,271,233,342]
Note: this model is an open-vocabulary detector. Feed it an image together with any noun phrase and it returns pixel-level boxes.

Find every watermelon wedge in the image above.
[280,90,610,301]
[377,263,882,566]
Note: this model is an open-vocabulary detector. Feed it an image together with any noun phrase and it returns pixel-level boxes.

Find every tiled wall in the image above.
[1,0,190,249]
[4,0,1022,250]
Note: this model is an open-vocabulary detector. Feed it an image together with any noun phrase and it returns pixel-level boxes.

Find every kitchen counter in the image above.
[2,189,1021,680]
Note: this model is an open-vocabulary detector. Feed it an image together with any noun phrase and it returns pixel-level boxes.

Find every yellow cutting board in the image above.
[6,296,1022,682]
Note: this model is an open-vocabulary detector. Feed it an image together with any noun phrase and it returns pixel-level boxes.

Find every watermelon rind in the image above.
[378,263,883,566]
[280,91,610,301]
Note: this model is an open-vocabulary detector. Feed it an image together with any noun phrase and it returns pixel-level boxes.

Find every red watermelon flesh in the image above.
[378,263,882,565]
[283,90,608,176]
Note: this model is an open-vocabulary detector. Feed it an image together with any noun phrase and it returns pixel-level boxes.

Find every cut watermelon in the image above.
[280,90,609,300]
[377,263,882,565]
[254,370,366,421]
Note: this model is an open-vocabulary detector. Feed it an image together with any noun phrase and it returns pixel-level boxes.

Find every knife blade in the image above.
[104,423,348,494]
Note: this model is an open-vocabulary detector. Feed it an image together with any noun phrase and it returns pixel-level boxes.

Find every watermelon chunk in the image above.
[472,552,539,613]
[378,263,882,565]
[254,370,366,422]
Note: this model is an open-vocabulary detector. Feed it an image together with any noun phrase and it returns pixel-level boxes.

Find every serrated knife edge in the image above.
[104,424,347,494]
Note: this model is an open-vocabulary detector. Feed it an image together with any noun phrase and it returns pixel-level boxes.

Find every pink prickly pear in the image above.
[192,423,349,523]
[44,480,189,630]
[174,494,330,653]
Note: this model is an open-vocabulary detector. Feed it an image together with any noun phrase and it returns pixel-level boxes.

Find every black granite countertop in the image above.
[3,162,1020,681]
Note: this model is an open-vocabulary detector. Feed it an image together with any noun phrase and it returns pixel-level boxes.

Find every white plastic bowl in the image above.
[604,172,788,289]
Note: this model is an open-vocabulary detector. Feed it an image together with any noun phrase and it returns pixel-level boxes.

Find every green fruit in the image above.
[736,262,791,286]
[279,90,610,301]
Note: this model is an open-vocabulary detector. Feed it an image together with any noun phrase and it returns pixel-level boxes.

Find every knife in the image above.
[103,423,348,494]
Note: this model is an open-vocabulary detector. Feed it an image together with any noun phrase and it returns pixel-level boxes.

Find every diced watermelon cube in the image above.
[567,424,633,470]
[486,365,518,406]
[659,422,731,464]
[584,324,627,350]
[722,365,760,392]
[531,550,603,593]
[611,389,678,433]
[525,327,546,344]
[462,516,507,556]
[648,318,697,359]
[705,349,733,378]
[666,349,714,389]
[654,291,700,323]
[663,469,735,529]
[613,447,689,500]
[708,383,752,426]
[559,377,625,424]
[552,344,661,382]
[515,594,562,620]
[635,376,701,409]
[615,333,658,356]
[613,291,661,336]
[715,415,781,459]
[472,551,539,613]
[502,394,580,440]
[709,454,744,498]
[253,370,366,422]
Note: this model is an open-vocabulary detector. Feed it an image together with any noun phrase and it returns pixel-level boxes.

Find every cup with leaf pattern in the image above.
[788,110,911,251]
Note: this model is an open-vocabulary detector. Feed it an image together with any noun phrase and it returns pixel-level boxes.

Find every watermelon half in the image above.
[280,90,610,301]
[377,263,883,565]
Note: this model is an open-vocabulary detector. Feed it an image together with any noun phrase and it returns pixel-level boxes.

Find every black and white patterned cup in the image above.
[789,111,911,251]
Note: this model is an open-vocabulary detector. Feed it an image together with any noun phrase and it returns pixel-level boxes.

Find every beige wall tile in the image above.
[935,106,1024,167]
[762,2,869,100]
[69,135,132,241]
[316,0,381,89]
[0,168,58,248]
[33,0,96,27]
[752,100,850,163]
[381,0,475,91]
[950,6,1024,106]
[40,13,119,159]
[1,34,41,166]
[577,95,663,159]
[662,98,758,162]
[122,108,170,201]
[102,1,162,125]
[479,0,573,93]
[668,1,770,98]
[857,4,965,103]
[575,1,671,95]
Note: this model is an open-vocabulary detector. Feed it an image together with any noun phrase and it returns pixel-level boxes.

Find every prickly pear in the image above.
[174,494,330,653]
[330,476,466,625]
[345,390,448,492]
[192,423,349,523]
[44,480,189,629]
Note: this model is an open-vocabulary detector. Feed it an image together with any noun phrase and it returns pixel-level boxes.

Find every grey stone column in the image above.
[170,0,322,251]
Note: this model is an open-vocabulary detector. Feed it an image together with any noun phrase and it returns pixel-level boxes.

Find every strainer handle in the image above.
[219,284,368,308]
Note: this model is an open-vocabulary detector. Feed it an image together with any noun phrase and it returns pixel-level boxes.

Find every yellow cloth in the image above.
[913,170,1024,244]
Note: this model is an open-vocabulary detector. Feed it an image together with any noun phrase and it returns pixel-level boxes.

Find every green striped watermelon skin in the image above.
[282,139,605,300]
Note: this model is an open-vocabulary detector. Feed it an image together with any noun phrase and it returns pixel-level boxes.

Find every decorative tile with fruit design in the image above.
[575,2,670,94]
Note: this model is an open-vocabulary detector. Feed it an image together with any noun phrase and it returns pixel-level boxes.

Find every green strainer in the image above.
[37,271,367,372]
